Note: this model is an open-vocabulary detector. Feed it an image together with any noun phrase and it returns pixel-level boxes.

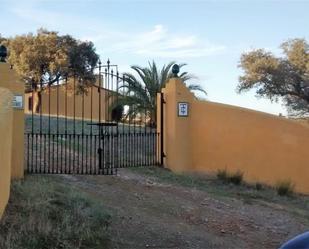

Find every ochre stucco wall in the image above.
[0,63,25,179]
[161,77,309,194]
[0,88,13,218]
[191,101,309,193]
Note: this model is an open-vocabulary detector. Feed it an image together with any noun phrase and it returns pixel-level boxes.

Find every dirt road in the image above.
[61,168,308,249]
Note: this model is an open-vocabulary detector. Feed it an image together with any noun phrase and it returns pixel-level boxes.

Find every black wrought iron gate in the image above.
[25,60,161,175]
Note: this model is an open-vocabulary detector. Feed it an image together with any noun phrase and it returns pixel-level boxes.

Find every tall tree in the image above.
[5,29,99,112]
[237,39,309,116]
[119,61,206,126]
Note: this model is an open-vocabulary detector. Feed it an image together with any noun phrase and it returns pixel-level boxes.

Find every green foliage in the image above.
[5,29,99,113]
[5,28,99,92]
[276,180,295,196]
[0,176,111,249]
[120,61,206,125]
[237,38,309,116]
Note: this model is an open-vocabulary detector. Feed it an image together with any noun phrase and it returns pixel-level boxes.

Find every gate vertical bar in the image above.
[98,61,102,173]
[65,77,68,174]
[56,78,59,173]
[39,71,43,173]
[48,76,51,173]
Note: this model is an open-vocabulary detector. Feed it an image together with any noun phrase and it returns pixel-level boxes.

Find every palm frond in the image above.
[187,84,207,95]
[160,61,175,87]
[119,61,207,125]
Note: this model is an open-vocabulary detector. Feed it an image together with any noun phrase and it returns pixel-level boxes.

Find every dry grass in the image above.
[216,169,244,185]
[0,176,111,249]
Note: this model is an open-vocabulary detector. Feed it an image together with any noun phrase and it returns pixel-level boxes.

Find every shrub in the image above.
[217,169,244,185]
[111,105,124,122]
[216,169,228,181]
[255,182,263,191]
[229,171,244,185]
[276,180,295,196]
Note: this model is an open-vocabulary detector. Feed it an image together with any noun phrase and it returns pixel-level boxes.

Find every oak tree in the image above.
[5,29,99,112]
[237,39,309,116]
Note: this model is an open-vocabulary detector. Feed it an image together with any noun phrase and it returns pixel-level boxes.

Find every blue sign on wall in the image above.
[178,102,189,117]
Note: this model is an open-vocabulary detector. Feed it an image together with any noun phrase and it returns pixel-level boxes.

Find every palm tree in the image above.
[118,61,206,126]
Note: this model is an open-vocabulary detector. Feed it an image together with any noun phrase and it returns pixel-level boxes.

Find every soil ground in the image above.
[56,167,309,249]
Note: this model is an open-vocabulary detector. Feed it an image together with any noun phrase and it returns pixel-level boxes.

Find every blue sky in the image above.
[1,0,309,115]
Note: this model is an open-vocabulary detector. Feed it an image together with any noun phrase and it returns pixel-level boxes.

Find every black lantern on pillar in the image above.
[172,64,179,78]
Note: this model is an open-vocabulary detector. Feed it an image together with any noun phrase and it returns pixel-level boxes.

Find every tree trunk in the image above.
[32,90,42,114]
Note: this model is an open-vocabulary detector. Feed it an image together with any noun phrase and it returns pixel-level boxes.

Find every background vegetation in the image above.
[238,38,309,117]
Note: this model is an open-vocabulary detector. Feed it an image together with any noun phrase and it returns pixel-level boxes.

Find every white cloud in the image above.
[99,25,226,59]
[9,3,226,59]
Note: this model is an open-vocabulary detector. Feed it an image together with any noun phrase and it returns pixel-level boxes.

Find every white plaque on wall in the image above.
[178,102,189,117]
[12,95,24,109]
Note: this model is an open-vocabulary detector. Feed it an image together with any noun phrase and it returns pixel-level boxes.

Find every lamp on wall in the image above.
[0,45,7,62]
